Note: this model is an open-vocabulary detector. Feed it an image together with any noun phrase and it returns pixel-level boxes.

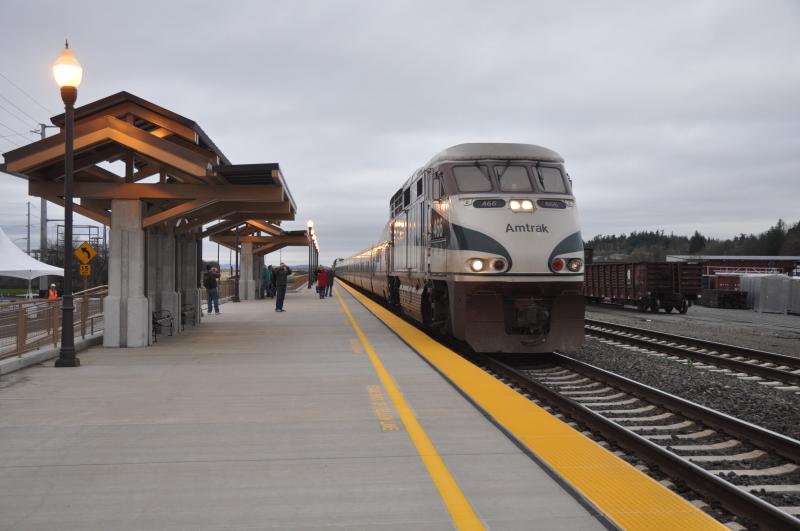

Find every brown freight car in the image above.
[584,262,702,313]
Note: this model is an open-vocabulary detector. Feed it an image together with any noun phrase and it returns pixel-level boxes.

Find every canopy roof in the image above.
[0,91,297,234]
[0,227,63,280]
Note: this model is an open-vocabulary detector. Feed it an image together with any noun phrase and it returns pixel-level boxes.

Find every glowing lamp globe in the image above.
[52,46,83,89]
[307,219,314,229]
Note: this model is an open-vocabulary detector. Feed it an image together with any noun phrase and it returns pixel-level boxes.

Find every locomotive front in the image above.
[430,144,585,353]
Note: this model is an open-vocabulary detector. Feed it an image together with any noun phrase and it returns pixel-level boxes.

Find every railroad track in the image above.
[472,352,800,530]
[585,319,800,390]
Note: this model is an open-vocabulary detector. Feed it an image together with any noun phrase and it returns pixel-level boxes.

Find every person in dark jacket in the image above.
[316,267,328,299]
[325,266,334,297]
[274,263,292,312]
[203,265,221,315]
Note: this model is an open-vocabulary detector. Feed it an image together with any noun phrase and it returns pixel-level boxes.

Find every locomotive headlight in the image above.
[521,199,534,211]
[509,200,521,211]
[469,259,485,272]
[567,258,583,272]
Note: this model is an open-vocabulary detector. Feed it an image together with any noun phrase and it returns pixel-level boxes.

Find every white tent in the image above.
[0,226,63,297]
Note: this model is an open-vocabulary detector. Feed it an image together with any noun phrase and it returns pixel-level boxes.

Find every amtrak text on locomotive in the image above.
[506,223,549,233]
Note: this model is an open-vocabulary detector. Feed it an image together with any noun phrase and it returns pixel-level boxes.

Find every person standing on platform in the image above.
[274,262,292,312]
[262,265,273,299]
[203,265,221,316]
[325,266,334,297]
[316,267,328,299]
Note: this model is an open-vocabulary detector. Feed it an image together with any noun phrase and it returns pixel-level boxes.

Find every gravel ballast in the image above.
[565,338,800,440]
[586,304,800,357]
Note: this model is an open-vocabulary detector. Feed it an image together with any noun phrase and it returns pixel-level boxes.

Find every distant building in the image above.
[667,255,800,290]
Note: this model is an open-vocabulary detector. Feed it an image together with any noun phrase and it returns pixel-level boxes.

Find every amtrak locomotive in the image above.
[337,143,585,353]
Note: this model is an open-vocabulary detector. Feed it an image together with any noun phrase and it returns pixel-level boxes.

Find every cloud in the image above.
[1,0,798,264]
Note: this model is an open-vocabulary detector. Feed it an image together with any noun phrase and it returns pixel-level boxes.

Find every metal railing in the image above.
[199,279,236,309]
[0,285,107,360]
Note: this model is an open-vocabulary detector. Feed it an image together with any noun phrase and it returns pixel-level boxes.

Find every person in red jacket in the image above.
[316,267,328,299]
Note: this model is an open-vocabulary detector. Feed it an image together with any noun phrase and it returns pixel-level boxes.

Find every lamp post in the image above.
[306,219,314,288]
[53,41,82,368]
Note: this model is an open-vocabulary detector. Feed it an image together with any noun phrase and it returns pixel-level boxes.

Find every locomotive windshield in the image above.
[497,165,533,192]
[537,167,568,193]
[451,163,571,194]
[453,165,493,192]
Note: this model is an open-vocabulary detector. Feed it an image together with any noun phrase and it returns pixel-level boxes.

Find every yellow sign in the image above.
[74,241,97,265]
[79,264,91,276]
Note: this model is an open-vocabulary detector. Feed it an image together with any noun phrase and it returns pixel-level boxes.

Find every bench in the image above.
[152,310,174,343]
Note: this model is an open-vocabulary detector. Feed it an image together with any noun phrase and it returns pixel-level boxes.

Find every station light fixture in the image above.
[53,43,83,89]
[52,41,83,368]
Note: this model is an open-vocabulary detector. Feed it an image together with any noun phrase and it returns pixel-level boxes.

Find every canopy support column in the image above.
[157,228,181,335]
[104,200,149,347]
[239,242,255,300]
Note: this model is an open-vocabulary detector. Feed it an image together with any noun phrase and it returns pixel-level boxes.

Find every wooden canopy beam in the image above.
[245,219,283,236]
[28,181,284,202]
[5,115,213,178]
[142,199,215,228]
[49,197,111,226]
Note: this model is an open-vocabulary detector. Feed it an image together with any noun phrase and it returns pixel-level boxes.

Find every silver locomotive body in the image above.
[338,143,585,353]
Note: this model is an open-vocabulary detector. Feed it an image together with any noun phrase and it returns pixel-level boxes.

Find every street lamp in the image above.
[53,41,82,368]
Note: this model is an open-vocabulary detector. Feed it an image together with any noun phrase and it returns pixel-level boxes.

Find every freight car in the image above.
[583,262,701,313]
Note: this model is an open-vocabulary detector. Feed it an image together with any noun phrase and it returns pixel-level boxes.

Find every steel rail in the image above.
[585,320,800,387]
[472,352,800,530]
[586,318,800,367]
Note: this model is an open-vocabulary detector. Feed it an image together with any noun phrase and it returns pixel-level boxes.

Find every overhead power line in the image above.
[0,93,42,125]
[0,72,56,115]
[0,121,23,147]
[0,102,37,131]
[0,132,33,139]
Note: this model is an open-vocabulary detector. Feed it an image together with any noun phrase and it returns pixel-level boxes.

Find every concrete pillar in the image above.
[145,230,158,314]
[239,242,255,300]
[179,237,201,325]
[104,200,149,347]
[157,229,181,335]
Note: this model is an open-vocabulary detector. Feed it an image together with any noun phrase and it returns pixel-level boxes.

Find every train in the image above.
[336,143,585,353]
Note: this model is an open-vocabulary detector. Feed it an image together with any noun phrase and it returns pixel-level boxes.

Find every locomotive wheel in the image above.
[678,297,689,314]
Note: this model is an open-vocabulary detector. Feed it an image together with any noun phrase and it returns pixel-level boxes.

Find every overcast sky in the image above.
[1,0,798,266]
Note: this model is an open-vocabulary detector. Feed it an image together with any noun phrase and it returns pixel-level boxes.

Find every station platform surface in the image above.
[0,281,724,531]
[0,283,607,530]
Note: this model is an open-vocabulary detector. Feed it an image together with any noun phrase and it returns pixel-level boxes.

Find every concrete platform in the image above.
[0,285,603,530]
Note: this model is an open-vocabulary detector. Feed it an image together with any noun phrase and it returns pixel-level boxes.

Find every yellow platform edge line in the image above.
[337,280,724,531]
[334,287,485,531]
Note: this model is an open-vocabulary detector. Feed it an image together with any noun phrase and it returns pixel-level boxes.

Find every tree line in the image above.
[586,219,800,262]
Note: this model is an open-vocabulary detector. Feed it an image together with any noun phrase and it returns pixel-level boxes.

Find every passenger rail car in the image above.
[338,143,585,353]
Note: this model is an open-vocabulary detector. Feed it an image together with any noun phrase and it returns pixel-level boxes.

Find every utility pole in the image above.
[33,123,58,296]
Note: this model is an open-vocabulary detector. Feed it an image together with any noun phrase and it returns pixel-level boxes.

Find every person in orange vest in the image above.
[48,284,58,300]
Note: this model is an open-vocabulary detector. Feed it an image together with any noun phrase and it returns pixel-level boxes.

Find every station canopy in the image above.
[0,91,298,239]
